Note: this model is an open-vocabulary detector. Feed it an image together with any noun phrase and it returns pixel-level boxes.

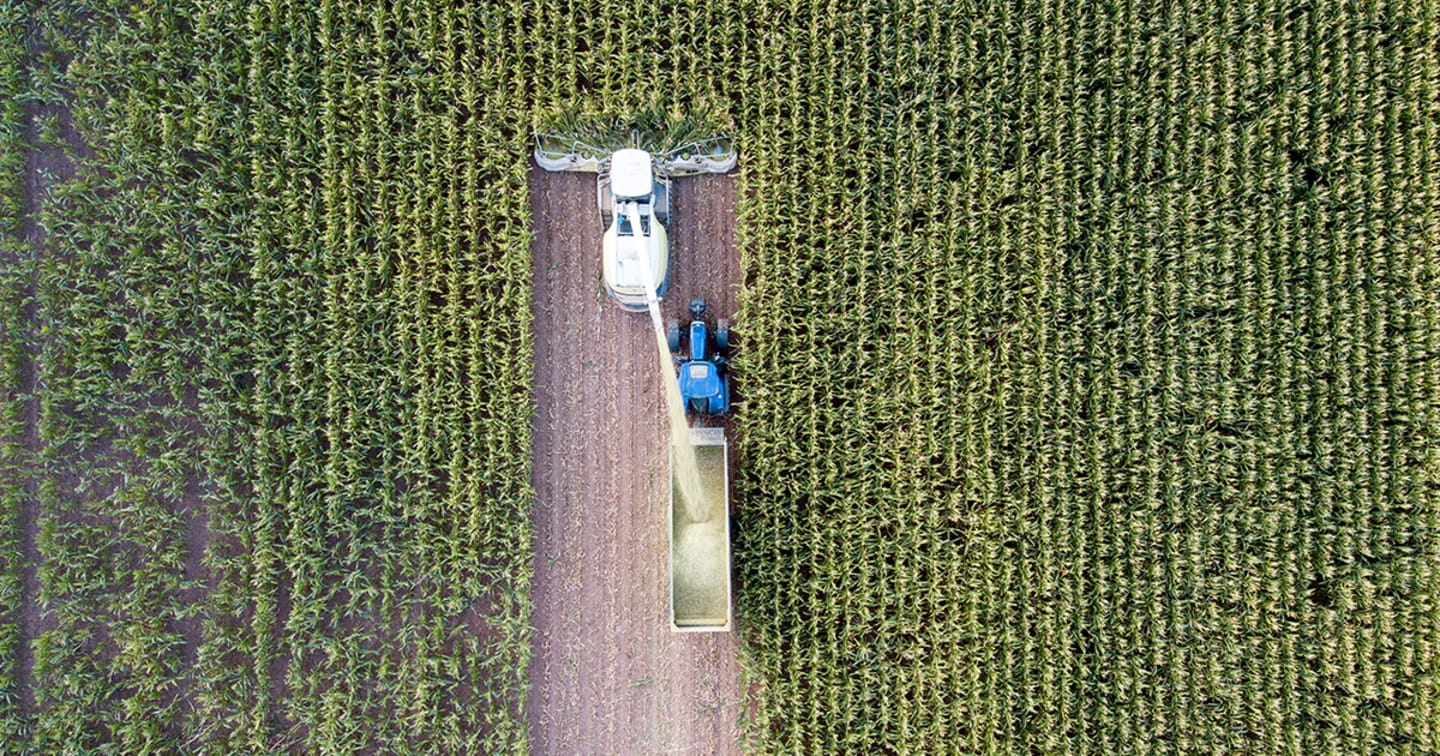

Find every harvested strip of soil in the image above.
[527,168,744,754]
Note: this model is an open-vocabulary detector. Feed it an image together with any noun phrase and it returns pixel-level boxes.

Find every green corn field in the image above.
[2,0,1437,752]
[3,0,535,750]
[734,0,1439,750]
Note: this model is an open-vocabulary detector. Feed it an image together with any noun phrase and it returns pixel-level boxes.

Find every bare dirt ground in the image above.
[528,166,745,755]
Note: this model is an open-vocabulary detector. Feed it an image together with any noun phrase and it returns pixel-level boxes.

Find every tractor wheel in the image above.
[723,373,734,413]
[667,325,681,352]
[715,319,730,352]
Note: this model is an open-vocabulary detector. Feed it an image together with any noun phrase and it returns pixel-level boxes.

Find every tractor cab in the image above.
[668,299,731,415]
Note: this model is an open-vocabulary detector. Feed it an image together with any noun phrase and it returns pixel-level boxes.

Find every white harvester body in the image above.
[601,187,669,311]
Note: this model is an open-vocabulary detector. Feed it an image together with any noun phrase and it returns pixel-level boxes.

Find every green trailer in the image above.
[670,427,732,632]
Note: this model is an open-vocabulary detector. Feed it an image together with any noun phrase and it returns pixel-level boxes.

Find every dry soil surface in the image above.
[528,166,744,755]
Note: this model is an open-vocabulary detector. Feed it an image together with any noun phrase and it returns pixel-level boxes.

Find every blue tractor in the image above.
[667,298,732,415]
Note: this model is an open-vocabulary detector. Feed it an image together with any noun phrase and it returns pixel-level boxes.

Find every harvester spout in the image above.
[626,201,661,311]
[631,201,708,523]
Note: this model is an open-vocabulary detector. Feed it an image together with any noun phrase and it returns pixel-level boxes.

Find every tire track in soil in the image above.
[10,91,51,727]
[528,167,744,755]
[10,93,86,720]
